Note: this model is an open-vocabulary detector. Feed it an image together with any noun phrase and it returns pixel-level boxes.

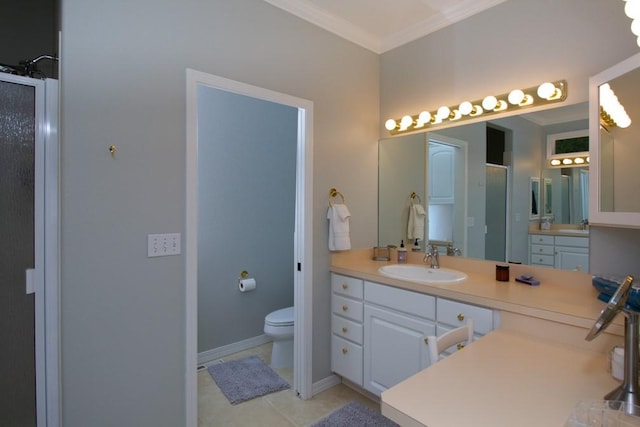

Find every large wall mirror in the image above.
[379,102,589,268]
[589,52,640,227]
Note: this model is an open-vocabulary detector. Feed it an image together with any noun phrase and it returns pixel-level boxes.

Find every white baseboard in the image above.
[197,334,272,366]
[311,374,341,396]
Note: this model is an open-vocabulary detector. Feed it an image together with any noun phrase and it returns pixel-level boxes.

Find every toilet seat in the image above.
[265,306,294,327]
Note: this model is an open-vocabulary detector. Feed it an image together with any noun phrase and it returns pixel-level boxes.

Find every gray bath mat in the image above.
[207,355,289,405]
[312,401,399,427]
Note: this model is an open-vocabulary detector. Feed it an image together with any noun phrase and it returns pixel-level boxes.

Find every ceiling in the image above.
[264,0,511,54]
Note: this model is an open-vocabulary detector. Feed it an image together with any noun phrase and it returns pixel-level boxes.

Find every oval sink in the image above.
[378,264,467,284]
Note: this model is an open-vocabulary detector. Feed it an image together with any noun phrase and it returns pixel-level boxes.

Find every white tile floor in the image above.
[198,343,380,426]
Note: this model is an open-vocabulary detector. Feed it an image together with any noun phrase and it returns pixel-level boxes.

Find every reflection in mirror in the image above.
[379,102,589,269]
[530,177,540,219]
[595,56,640,214]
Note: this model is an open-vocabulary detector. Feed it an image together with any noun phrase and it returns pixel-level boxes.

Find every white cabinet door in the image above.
[555,247,589,271]
[363,305,435,396]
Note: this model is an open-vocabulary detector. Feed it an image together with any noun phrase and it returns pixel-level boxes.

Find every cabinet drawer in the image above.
[332,314,363,345]
[331,274,364,299]
[437,298,494,334]
[331,335,363,385]
[531,244,554,256]
[530,234,554,245]
[531,254,554,266]
[555,236,589,248]
[332,294,364,322]
[364,281,436,320]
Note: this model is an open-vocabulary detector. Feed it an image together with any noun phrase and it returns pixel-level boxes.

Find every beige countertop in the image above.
[331,250,628,426]
[380,329,621,427]
[330,249,622,336]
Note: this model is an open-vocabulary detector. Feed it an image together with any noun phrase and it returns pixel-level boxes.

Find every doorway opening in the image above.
[185,70,313,425]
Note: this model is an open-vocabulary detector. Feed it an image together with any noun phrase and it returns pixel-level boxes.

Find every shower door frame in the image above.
[1,73,60,427]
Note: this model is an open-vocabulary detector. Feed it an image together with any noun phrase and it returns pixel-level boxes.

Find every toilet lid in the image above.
[265,306,294,326]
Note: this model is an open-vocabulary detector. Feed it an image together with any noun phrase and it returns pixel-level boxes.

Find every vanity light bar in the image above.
[599,83,632,129]
[548,156,590,168]
[385,80,567,135]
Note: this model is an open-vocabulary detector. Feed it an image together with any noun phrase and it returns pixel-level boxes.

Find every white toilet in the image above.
[263,306,294,369]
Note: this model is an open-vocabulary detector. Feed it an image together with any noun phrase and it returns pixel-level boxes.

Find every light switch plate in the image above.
[148,233,181,257]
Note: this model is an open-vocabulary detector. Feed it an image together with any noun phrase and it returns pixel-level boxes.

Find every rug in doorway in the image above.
[207,355,289,405]
[312,401,400,427]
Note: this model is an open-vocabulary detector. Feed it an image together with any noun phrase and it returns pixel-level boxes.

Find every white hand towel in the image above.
[408,204,426,240]
[327,204,351,251]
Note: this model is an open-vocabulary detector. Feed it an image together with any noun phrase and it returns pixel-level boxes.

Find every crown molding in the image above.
[264,0,381,53]
[265,0,509,54]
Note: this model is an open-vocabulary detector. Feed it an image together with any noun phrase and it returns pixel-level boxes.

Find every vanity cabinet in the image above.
[330,273,498,396]
[363,281,436,396]
[330,274,364,385]
[529,234,589,271]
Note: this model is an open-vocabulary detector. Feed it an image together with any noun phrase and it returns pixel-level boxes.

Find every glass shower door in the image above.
[0,77,37,426]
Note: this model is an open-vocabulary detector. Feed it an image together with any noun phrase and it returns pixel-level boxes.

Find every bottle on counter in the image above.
[412,238,421,252]
[397,240,407,264]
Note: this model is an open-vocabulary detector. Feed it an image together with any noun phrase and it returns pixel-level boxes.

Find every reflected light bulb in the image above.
[385,119,397,131]
[459,101,473,115]
[508,89,525,105]
[562,158,573,165]
[575,158,585,164]
[632,19,640,36]
[537,82,557,99]
[550,159,561,166]
[482,96,498,111]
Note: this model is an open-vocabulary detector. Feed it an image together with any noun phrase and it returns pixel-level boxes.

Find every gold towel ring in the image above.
[410,192,422,204]
[329,188,345,206]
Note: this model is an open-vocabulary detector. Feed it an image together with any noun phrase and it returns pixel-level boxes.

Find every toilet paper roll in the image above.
[238,278,256,293]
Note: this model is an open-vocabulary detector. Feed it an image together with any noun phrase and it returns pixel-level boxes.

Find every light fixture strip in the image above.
[548,155,590,168]
[386,80,567,135]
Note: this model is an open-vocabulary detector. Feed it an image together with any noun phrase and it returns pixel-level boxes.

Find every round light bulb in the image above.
[385,119,397,131]
[417,111,431,125]
[632,19,640,36]
[450,109,462,120]
[575,157,585,164]
[625,0,640,19]
[469,105,484,117]
[562,158,573,165]
[550,159,561,166]
[400,115,413,130]
[459,101,473,115]
[508,89,525,105]
[482,96,498,111]
[618,115,632,128]
[537,82,556,99]
[586,157,590,163]
[436,106,451,120]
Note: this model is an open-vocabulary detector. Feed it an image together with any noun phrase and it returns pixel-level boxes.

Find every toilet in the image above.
[263,306,294,369]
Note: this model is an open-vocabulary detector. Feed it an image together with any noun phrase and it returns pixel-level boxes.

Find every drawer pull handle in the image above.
[342,305,349,312]
[457,313,465,321]
[342,283,349,290]
[342,327,348,333]
[457,343,465,350]
[342,348,348,355]
[424,338,429,345]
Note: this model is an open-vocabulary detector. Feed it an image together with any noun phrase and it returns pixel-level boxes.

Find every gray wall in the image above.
[380,0,640,275]
[60,0,379,425]
[197,86,296,352]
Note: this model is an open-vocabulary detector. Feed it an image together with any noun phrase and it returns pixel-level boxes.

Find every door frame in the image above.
[185,69,314,425]
[0,73,60,426]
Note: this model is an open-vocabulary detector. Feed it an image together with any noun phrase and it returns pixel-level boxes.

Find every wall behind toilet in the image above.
[197,85,297,352]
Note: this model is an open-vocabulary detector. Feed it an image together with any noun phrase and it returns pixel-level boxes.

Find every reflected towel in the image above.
[327,204,351,251]
[407,204,426,240]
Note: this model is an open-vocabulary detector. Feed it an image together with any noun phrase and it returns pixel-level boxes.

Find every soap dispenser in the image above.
[397,240,407,264]
[412,238,421,252]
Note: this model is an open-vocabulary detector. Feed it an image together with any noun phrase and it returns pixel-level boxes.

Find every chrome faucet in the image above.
[579,219,589,230]
[423,245,440,269]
